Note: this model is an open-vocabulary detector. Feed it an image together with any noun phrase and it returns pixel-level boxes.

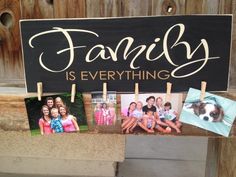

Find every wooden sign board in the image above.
[20,15,232,92]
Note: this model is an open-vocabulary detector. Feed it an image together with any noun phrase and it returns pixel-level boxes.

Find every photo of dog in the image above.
[180,88,236,137]
[184,101,224,122]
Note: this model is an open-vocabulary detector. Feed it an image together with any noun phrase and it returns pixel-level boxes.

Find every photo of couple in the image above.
[121,94,183,134]
[91,92,117,126]
[25,93,88,136]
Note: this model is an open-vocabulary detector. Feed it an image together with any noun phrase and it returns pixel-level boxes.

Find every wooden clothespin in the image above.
[71,84,76,103]
[200,81,207,101]
[134,83,139,102]
[103,82,107,102]
[165,82,172,102]
[37,82,43,101]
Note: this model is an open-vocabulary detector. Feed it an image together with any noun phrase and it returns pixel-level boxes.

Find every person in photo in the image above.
[55,97,65,109]
[94,103,102,125]
[38,105,53,135]
[121,102,137,132]
[101,103,111,125]
[163,102,181,133]
[108,102,117,125]
[143,96,168,129]
[142,96,156,115]
[156,97,165,119]
[123,101,144,133]
[50,108,64,133]
[138,110,156,133]
[45,97,54,110]
[59,105,80,132]
[129,101,144,132]
[155,97,171,132]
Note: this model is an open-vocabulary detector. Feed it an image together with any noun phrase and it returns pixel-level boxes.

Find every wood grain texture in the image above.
[229,0,236,90]
[86,0,120,17]
[120,0,152,16]
[202,0,219,13]
[0,0,24,83]
[218,138,236,177]
[185,0,204,14]
[20,0,54,19]
[219,0,232,14]
[54,0,85,18]
[0,94,29,131]
[152,0,186,15]
[205,138,220,177]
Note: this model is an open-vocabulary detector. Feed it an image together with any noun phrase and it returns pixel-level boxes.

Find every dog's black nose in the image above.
[203,116,209,121]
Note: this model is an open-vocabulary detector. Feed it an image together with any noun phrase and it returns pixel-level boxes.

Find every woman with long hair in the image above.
[38,105,53,135]
[59,105,80,132]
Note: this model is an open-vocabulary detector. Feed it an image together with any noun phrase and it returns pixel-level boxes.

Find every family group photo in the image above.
[25,93,88,136]
[121,93,183,134]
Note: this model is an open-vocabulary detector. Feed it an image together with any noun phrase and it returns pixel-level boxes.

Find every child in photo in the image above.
[50,108,64,133]
[138,110,156,133]
[163,102,181,133]
[122,101,143,133]
[101,103,111,126]
[121,102,137,131]
[94,103,102,125]
[59,105,80,132]
[155,97,171,131]
[138,109,171,134]
[156,97,165,119]
[108,102,117,125]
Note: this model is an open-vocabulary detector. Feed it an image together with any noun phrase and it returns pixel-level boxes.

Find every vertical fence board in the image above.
[120,0,152,16]
[152,0,186,15]
[218,138,236,177]
[0,0,23,84]
[185,0,204,14]
[54,0,85,18]
[229,0,236,90]
[219,0,232,14]
[202,0,219,13]
[21,0,54,19]
[86,0,120,17]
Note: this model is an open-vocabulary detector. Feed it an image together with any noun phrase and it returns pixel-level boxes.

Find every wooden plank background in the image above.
[0,0,235,89]
[0,1,236,177]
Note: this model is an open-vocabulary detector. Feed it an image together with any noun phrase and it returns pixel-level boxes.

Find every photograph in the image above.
[180,88,236,137]
[91,91,118,126]
[25,93,88,136]
[120,93,183,134]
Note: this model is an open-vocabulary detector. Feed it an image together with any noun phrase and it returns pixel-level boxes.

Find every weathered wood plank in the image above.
[202,0,219,14]
[0,131,125,162]
[219,0,233,14]
[205,138,220,177]
[185,0,204,14]
[218,138,236,177]
[86,0,120,17]
[20,0,54,19]
[0,0,24,82]
[229,0,236,90]
[152,0,186,15]
[120,0,152,16]
[54,0,85,18]
[118,159,206,177]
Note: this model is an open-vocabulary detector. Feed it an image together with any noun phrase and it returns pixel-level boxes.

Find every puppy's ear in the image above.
[190,102,202,116]
[215,105,224,121]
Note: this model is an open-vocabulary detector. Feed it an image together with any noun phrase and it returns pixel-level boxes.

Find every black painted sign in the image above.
[20,15,232,92]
